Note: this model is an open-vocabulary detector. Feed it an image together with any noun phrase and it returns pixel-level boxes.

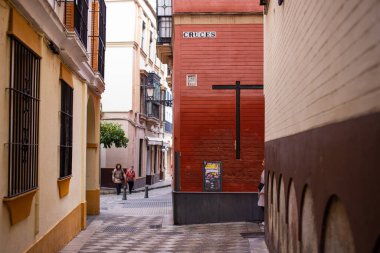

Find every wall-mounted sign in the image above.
[186,74,197,86]
[183,31,216,38]
[203,161,222,192]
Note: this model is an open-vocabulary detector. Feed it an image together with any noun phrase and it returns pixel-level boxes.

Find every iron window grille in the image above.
[74,0,89,48]
[98,0,106,77]
[8,37,40,197]
[156,0,172,44]
[60,80,73,178]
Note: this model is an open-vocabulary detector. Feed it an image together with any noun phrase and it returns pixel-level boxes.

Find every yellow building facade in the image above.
[0,0,105,252]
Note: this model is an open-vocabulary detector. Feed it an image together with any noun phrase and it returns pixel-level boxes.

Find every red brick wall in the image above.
[173,24,264,192]
[173,0,263,14]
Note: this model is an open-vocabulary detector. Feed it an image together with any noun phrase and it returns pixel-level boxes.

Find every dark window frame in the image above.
[141,21,146,49]
[97,0,106,78]
[149,31,153,58]
[156,0,172,44]
[59,80,73,178]
[7,37,40,197]
[140,75,147,114]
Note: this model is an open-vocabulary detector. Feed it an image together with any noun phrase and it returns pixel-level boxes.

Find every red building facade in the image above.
[162,0,264,224]
[173,23,264,192]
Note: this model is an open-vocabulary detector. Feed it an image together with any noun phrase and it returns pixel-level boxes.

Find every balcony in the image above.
[90,0,106,78]
[147,102,160,120]
[156,0,172,65]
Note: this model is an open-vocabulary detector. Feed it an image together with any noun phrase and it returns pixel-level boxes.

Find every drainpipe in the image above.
[34,191,40,235]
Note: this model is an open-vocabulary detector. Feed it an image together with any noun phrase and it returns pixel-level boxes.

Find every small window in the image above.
[140,76,146,114]
[149,31,153,58]
[141,21,146,49]
[60,80,73,178]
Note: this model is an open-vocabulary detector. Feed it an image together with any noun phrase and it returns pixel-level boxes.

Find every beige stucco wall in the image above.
[37,45,86,237]
[86,93,101,191]
[0,1,10,201]
[264,0,380,141]
[0,1,95,251]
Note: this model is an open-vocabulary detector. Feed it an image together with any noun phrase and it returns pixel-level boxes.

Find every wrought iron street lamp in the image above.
[146,85,173,107]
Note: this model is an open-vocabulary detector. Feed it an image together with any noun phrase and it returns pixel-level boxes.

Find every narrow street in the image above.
[61,186,268,253]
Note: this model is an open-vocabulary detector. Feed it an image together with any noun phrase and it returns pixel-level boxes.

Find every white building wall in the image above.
[106,1,136,42]
[103,47,134,111]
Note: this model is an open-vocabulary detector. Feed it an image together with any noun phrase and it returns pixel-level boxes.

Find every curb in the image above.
[100,183,172,195]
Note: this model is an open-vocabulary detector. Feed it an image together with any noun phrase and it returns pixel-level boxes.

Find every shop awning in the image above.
[145,136,169,146]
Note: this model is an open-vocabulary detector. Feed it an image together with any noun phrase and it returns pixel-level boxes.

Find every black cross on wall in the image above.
[212,81,263,159]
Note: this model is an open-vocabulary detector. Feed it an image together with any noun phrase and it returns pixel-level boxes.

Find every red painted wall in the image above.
[173,23,264,192]
[173,0,263,14]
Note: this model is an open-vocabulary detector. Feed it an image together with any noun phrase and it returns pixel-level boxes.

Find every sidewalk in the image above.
[100,177,172,195]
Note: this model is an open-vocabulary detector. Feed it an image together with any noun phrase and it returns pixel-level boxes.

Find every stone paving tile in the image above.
[61,187,268,253]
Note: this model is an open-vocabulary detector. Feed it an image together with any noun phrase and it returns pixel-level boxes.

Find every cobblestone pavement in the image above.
[61,187,268,253]
[100,187,172,216]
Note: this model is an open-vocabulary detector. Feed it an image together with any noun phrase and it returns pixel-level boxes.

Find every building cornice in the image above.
[173,13,263,25]
[106,41,139,50]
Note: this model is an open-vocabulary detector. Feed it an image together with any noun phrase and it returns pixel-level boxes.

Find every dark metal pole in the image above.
[122,184,127,200]
[144,185,149,198]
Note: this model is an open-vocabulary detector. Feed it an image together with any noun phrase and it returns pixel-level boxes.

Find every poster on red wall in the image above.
[203,161,222,192]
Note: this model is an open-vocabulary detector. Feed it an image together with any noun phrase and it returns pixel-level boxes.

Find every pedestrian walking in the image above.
[258,159,265,224]
[126,166,136,194]
[112,163,125,195]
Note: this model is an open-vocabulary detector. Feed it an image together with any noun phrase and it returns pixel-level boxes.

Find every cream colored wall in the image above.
[0,2,88,251]
[38,46,86,237]
[264,0,380,142]
[0,0,10,199]
[86,93,101,191]
[0,4,31,252]
[0,2,21,252]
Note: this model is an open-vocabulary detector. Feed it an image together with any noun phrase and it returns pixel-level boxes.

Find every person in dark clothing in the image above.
[126,166,136,194]
[112,163,125,195]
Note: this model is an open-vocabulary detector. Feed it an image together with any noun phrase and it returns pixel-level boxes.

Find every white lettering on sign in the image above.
[186,74,197,86]
[183,31,217,38]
